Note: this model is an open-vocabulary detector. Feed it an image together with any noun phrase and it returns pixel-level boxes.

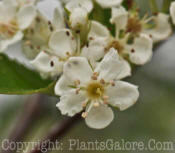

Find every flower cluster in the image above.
[0,0,173,129]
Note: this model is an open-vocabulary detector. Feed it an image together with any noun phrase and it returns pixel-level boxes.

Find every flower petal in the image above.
[110,6,128,31]
[70,7,88,30]
[56,90,86,117]
[49,29,76,59]
[0,31,23,52]
[96,0,123,8]
[17,4,37,30]
[88,21,110,39]
[106,81,139,111]
[52,7,65,29]
[81,37,106,67]
[0,0,17,22]
[127,34,153,65]
[55,75,73,96]
[143,13,172,42]
[31,51,63,78]
[64,57,93,84]
[65,0,93,13]
[117,58,131,79]
[85,104,114,129]
[95,48,131,82]
[170,2,175,25]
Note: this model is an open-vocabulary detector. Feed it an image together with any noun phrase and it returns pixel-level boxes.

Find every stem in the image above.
[29,113,82,153]
[1,94,45,153]
[149,0,158,13]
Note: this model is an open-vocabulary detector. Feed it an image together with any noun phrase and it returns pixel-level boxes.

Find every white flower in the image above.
[31,28,76,78]
[170,2,175,25]
[65,0,93,13]
[22,7,65,59]
[69,7,88,30]
[81,21,111,68]
[0,0,37,51]
[95,0,123,8]
[31,19,113,79]
[110,6,172,43]
[143,13,172,43]
[55,49,139,129]
[87,20,152,77]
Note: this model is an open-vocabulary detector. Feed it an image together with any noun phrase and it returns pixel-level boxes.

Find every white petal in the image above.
[57,90,86,117]
[49,29,76,59]
[70,7,88,30]
[4,0,18,7]
[0,31,23,52]
[65,0,93,13]
[96,0,123,8]
[64,57,93,84]
[55,75,73,96]
[106,81,139,111]
[0,0,17,22]
[52,7,65,29]
[17,4,37,30]
[24,11,51,47]
[81,37,106,66]
[95,48,131,82]
[143,13,172,43]
[117,58,131,79]
[85,104,114,129]
[110,6,128,33]
[170,2,175,25]
[88,21,110,39]
[31,51,63,78]
[127,34,153,65]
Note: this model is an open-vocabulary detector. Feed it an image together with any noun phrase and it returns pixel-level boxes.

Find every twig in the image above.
[1,94,45,153]
[29,113,82,153]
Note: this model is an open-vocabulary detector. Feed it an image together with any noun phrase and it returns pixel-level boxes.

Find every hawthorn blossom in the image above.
[22,7,65,59]
[110,6,172,43]
[0,0,37,51]
[55,49,139,129]
[86,20,152,80]
[170,2,175,25]
[64,0,93,13]
[95,0,123,8]
[63,0,123,9]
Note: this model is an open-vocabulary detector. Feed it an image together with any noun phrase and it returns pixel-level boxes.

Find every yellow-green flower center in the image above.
[126,17,142,34]
[0,20,18,38]
[86,82,104,100]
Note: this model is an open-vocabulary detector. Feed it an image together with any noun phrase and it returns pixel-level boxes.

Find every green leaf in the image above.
[0,54,55,95]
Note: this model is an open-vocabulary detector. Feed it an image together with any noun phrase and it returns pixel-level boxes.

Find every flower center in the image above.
[0,20,18,38]
[126,17,142,34]
[106,41,124,54]
[86,82,104,100]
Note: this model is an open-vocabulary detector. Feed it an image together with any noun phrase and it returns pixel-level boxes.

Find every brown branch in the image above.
[29,113,82,153]
[1,94,46,153]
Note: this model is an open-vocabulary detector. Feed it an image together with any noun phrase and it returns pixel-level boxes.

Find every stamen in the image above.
[100,79,105,85]
[75,88,81,94]
[91,75,97,80]
[91,72,99,80]
[25,40,31,46]
[82,112,88,118]
[110,80,115,86]
[82,101,87,108]
[74,80,80,86]
[93,102,100,107]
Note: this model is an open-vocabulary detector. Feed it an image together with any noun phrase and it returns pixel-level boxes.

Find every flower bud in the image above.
[70,7,88,31]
